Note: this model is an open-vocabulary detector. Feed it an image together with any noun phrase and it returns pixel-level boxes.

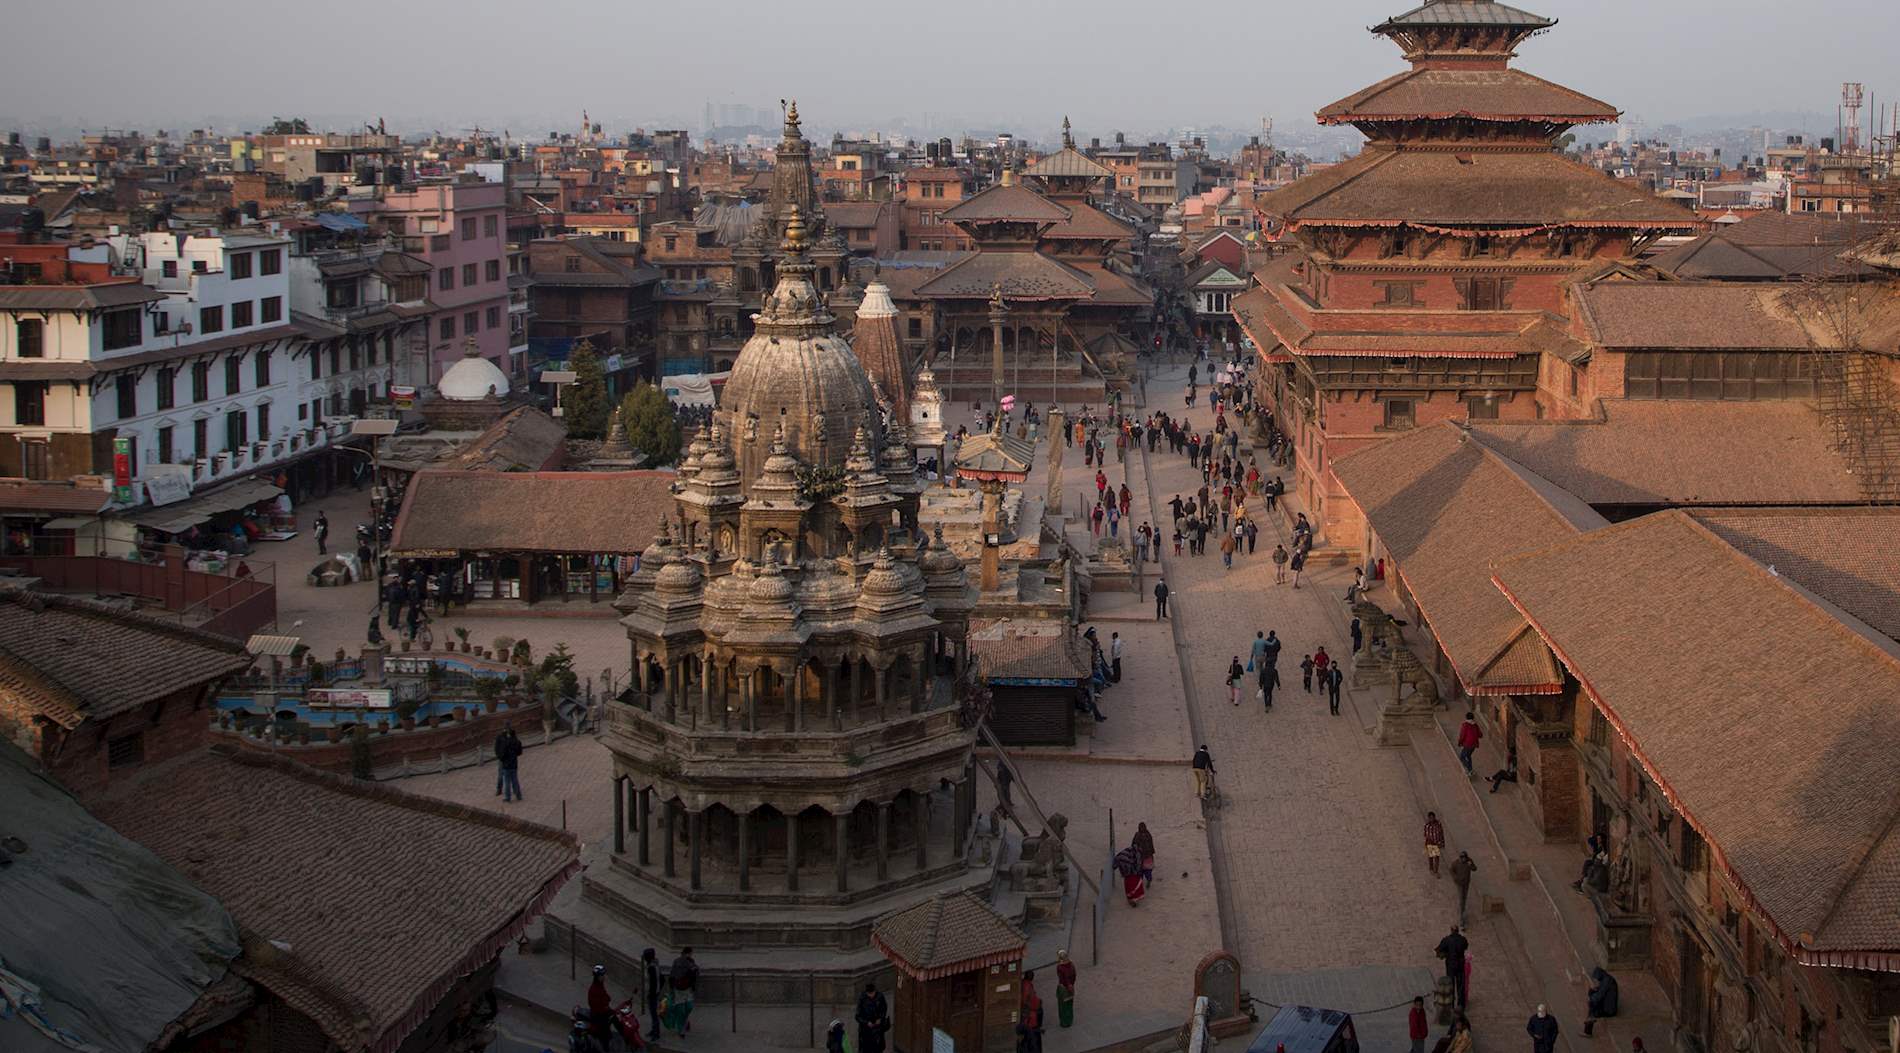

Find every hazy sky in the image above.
[4,0,1895,141]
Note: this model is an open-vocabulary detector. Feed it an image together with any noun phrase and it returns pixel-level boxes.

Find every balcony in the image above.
[605,696,966,769]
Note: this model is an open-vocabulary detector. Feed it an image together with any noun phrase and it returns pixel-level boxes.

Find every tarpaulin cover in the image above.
[0,742,240,1053]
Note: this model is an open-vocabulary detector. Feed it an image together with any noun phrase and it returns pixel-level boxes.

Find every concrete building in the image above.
[350,178,511,389]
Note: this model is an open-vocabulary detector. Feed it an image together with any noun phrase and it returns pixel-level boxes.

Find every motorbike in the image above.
[612,999,648,1050]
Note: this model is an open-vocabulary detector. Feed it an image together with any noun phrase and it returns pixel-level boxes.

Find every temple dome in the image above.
[719,205,881,492]
[656,560,702,594]
[747,563,796,606]
[437,343,511,401]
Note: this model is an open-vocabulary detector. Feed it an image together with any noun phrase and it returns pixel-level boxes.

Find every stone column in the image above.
[834,811,849,893]
[875,801,890,881]
[953,775,972,856]
[688,810,703,891]
[638,788,651,866]
[909,650,926,713]
[915,793,930,871]
[849,657,863,722]
[661,657,676,723]
[792,662,805,733]
[873,664,889,720]
[785,663,799,733]
[737,809,750,892]
[786,811,801,892]
[825,662,841,731]
[700,655,714,727]
[662,799,675,877]
[613,775,626,855]
[740,670,754,733]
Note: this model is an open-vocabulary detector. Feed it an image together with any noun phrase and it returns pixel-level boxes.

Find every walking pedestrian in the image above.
[1313,646,1331,684]
[1327,665,1343,714]
[1055,951,1079,1028]
[1132,822,1156,886]
[1423,811,1446,876]
[1154,579,1169,619]
[313,511,329,555]
[1119,482,1131,518]
[666,948,699,1035]
[1019,973,1046,1053]
[641,948,663,1041]
[1110,632,1123,682]
[1457,712,1483,775]
[1262,629,1281,668]
[494,722,524,802]
[1527,1005,1560,1053]
[1435,926,1469,1008]
[1272,544,1289,584]
[1220,529,1236,570]
[1190,744,1215,802]
[1289,547,1307,589]
[1227,656,1244,705]
[1300,654,1314,693]
[1408,997,1430,1053]
[1244,517,1258,554]
[1449,850,1476,923]
[1257,659,1278,710]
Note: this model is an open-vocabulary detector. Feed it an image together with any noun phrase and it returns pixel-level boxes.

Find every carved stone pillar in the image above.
[613,775,626,855]
[737,809,750,892]
[662,799,675,877]
[786,811,801,892]
[875,801,890,881]
[688,809,703,890]
[638,788,651,866]
[825,661,840,731]
[834,811,849,893]
[915,792,930,870]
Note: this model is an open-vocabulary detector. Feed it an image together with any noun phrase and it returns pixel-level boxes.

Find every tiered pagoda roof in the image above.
[1317,67,1617,126]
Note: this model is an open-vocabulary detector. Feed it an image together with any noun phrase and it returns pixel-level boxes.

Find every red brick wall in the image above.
[0,684,212,800]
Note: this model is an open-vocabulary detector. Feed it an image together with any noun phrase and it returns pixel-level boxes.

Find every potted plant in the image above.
[326,726,342,743]
[475,677,503,713]
[376,719,390,735]
[307,659,326,687]
[512,639,533,667]
[452,705,467,722]
[395,698,420,731]
[454,627,471,653]
[494,636,515,662]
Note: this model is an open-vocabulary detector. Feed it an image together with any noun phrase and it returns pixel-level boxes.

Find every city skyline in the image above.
[4,0,1895,146]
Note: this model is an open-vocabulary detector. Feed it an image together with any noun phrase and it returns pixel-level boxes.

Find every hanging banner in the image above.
[112,438,134,504]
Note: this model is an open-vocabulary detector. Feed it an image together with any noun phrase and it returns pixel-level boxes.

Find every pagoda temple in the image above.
[554,206,993,1002]
[916,120,1154,405]
[1234,0,1702,546]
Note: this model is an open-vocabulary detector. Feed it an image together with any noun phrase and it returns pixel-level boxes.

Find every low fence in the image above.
[0,544,277,639]
[211,697,581,781]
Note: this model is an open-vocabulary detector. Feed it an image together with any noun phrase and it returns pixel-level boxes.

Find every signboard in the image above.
[605,353,624,373]
[385,657,436,676]
[111,438,134,504]
[305,687,394,709]
[932,1028,955,1053]
[143,464,194,507]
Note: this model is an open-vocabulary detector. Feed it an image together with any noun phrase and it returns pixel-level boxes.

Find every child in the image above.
[1172,528,1184,556]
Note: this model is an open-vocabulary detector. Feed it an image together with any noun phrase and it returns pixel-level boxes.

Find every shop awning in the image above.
[124,478,283,534]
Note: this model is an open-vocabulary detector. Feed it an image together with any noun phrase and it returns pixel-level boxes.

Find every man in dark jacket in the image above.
[495,723,524,802]
[856,983,890,1053]
[1435,926,1469,1008]
[1527,1004,1560,1053]
[1154,579,1170,619]
[641,949,662,1041]
[1583,968,1620,1035]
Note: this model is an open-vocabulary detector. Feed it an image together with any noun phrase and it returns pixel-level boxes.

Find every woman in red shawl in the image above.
[1114,845,1146,906]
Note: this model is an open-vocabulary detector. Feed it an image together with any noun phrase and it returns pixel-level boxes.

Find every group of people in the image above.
[1112,822,1158,906]
[1223,627,1343,714]
[567,948,699,1052]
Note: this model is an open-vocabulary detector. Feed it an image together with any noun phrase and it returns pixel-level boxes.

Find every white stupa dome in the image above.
[437,341,511,401]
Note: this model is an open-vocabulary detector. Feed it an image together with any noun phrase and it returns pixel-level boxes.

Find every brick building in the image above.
[526,235,661,384]
[1235,0,1702,546]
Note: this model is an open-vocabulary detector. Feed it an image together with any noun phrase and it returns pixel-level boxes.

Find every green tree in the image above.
[265,117,311,135]
[563,340,610,439]
[620,382,683,465]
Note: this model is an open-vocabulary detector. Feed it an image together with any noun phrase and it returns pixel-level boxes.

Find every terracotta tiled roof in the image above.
[941,183,1070,225]
[0,281,162,311]
[0,587,251,729]
[1318,68,1617,124]
[1041,200,1132,241]
[967,619,1091,681]
[1573,282,1843,349]
[1024,148,1112,180]
[1646,214,1881,280]
[825,201,893,228]
[1257,145,1703,229]
[93,746,581,1053]
[1465,401,1866,506]
[1492,511,1900,961]
[389,470,674,555]
[914,251,1094,301]
[1072,263,1153,306]
[0,479,110,514]
[438,407,567,472]
[1374,0,1554,29]
[1332,421,1602,693]
[873,891,1026,980]
[1691,507,1900,641]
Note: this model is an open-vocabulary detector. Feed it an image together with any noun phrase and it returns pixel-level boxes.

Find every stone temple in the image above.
[549,206,1002,1002]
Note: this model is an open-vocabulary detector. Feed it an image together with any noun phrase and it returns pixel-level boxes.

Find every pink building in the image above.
[351,178,510,388]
